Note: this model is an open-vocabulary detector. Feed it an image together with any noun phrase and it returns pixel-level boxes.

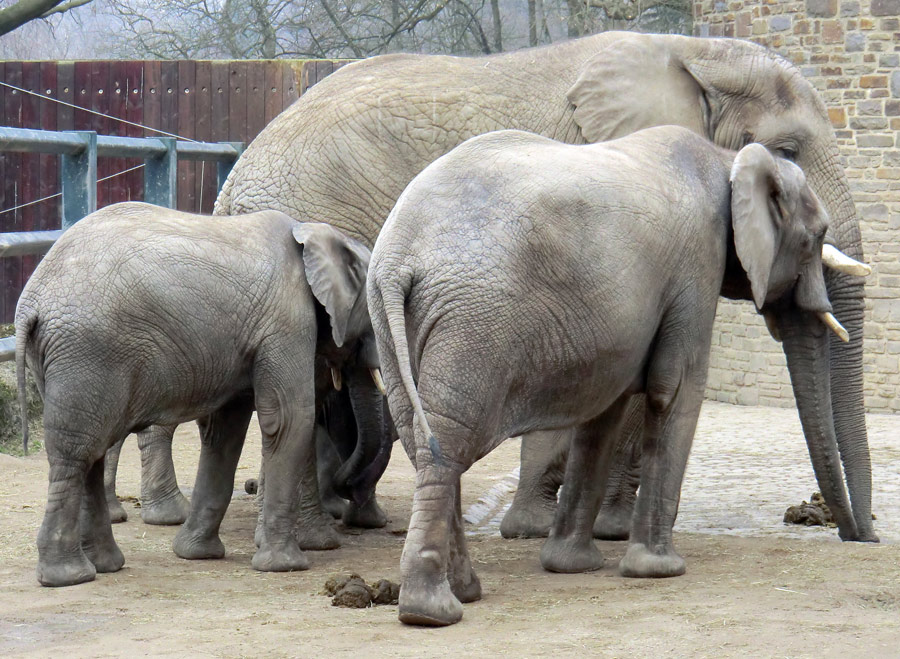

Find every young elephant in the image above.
[368,125,850,626]
[15,202,381,587]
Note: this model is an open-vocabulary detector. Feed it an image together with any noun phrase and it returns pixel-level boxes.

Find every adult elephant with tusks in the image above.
[207,31,876,543]
[366,127,863,625]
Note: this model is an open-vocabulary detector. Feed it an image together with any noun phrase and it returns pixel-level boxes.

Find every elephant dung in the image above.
[331,578,373,609]
[371,579,400,605]
[322,573,400,608]
[783,492,836,528]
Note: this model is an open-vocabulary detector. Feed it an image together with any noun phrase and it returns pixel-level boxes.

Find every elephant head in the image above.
[292,222,390,506]
[568,33,875,541]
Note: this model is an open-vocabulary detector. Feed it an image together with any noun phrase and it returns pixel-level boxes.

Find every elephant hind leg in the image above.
[399,403,486,627]
[593,396,645,541]
[38,416,123,587]
[138,424,190,526]
[81,454,126,574]
[103,437,128,524]
[37,448,96,587]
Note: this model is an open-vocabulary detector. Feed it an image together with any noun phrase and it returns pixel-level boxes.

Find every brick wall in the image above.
[693,0,900,412]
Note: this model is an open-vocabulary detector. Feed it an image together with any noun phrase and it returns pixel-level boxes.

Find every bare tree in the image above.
[0,0,92,36]
[40,0,689,61]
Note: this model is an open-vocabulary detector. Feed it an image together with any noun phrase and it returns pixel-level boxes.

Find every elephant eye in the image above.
[778,147,797,161]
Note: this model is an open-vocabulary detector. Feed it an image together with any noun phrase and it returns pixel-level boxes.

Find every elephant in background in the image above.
[15,203,382,586]
[367,126,861,625]
[214,31,877,543]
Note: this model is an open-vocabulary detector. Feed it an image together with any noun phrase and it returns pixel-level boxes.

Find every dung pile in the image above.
[783,492,836,528]
[322,573,400,608]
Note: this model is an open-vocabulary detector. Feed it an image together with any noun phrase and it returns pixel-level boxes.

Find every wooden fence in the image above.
[0,58,349,322]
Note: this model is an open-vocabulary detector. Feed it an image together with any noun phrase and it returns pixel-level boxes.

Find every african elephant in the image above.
[214,32,877,543]
[367,126,865,626]
[14,202,382,586]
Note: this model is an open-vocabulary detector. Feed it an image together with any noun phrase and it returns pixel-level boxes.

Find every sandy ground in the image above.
[1,401,898,657]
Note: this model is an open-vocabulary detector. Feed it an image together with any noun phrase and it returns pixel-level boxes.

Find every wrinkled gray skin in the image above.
[316,384,393,528]
[15,202,380,587]
[102,365,393,534]
[369,127,842,625]
[214,32,876,545]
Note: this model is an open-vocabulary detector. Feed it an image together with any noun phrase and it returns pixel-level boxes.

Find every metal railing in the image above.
[0,126,245,361]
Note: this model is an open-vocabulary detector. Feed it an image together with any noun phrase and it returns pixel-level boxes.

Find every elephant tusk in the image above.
[371,368,386,395]
[331,367,342,391]
[821,245,871,277]
[818,311,849,343]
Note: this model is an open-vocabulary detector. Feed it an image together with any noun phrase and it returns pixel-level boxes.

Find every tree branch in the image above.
[40,0,91,18]
[0,0,92,36]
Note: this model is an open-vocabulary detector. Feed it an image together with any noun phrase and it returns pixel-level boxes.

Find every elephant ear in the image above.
[292,222,372,347]
[730,143,783,310]
[567,34,713,143]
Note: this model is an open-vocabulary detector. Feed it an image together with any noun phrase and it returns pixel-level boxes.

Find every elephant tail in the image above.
[15,313,36,455]
[377,272,438,464]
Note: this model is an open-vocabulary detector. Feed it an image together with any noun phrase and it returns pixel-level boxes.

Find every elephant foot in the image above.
[106,497,128,524]
[449,566,482,603]
[141,491,191,526]
[36,552,97,587]
[399,576,463,627]
[342,496,388,529]
[83,539,125,574]
[618,542,685,578]
[294,515,341,550]
[539,533,605,574]
[172,527,225,560]
[593,504,632,541]
[500,496,555,539]
[321,493,347,520]
[251,541,309,572]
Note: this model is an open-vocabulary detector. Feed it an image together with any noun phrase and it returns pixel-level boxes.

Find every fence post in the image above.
[217,142,245,194]
[144,137,178,208]
[60,131,97,229]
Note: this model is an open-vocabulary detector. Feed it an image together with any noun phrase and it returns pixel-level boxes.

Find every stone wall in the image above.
[693,0,900,412]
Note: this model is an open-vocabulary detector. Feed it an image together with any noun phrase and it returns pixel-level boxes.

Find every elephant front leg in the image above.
[103,437,128,523]
[541,399,629,574]
[292,433,341,551]
[138,424,190,525]
[500,429,569,539]
[619,342,709,578]
[173,399,251,561]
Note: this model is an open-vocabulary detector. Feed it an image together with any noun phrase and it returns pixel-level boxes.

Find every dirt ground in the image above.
[1,402,898,657]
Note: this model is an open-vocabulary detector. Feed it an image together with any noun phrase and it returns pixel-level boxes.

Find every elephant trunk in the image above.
[804,142,877,541]
[777,308,858,540]
[334,368,391,506]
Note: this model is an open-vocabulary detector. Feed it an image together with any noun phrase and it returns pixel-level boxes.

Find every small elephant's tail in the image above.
[15,313,36,455]
[372,270,438,464]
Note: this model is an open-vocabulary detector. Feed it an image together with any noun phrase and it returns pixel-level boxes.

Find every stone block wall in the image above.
[693,0,900,412]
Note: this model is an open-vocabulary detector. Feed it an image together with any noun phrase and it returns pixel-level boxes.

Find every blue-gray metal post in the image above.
[60,131,97,229]
[217,142,245,193]
[143,137,177,208]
